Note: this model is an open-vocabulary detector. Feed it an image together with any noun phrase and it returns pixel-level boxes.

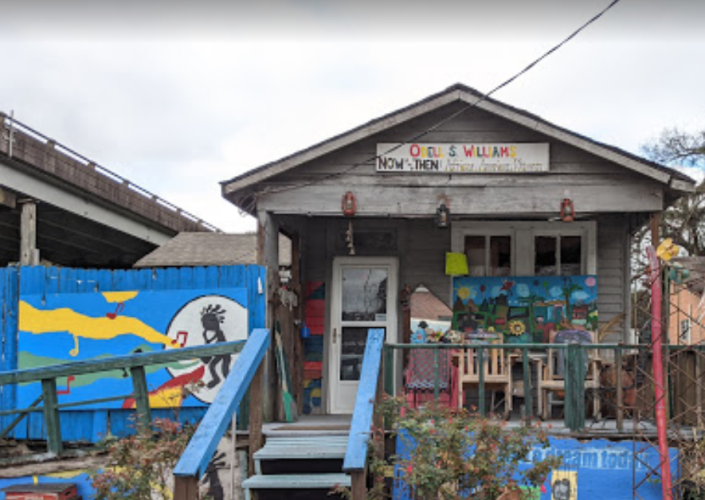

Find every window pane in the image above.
[535,236,557,275]
[490,236,511,276]
[465,236,486,277]
[341,268,388,321]
[340,327,386,380]
[560,236,582,276]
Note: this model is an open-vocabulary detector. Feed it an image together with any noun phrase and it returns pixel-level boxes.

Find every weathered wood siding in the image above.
[302,215,630,337]
[597,215,630,340]
[255,103,665,216]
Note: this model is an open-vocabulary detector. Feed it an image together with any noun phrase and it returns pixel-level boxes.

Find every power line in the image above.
[249,0,623,205]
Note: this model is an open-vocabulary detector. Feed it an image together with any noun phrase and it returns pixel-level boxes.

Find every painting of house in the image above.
[451,275,598,343]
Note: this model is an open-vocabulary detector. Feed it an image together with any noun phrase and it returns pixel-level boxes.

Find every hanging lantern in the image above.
[560,198,575,222]
[342,191,357,217]
[435,203,450,228]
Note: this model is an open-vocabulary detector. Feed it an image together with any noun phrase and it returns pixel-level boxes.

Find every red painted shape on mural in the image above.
[176,330,188,347]
[122,365,205,409]
[57,375,75,395]
[106,302,126,319]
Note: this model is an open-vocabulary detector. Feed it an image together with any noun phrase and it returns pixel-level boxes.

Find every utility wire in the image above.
[249,0,623,205]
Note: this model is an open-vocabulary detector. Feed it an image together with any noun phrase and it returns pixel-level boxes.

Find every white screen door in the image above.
[328,257,398,414]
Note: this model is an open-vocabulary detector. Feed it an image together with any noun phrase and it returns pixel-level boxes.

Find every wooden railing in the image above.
[343,328,385,500]
[0,338,250,455]
[173,328,270,500]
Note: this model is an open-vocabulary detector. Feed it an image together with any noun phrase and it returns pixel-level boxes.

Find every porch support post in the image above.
[250,210,278,474]
[261,210,279,422]
[20,199,39,266]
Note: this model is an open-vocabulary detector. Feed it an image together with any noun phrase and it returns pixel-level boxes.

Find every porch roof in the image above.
[221,83,696,203]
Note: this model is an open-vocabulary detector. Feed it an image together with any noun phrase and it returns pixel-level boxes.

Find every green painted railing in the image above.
[0,339,248,455]
[383,342,702,432]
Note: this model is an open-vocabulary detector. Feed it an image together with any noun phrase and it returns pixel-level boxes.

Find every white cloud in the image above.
[1,1,703,232]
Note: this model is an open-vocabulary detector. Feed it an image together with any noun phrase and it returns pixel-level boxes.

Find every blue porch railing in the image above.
[173,328,270,500]
[343,329,385,499]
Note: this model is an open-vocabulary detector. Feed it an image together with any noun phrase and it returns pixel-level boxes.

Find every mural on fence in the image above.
[394,436,678,500]
[18,288,248,409]
[451,276,598,343]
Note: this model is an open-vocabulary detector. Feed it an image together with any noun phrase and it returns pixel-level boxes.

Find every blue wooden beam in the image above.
[174,328,270,479]
[343,328,385,473]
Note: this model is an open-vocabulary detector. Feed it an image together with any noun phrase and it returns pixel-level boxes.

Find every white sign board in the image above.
[376,143,549,173]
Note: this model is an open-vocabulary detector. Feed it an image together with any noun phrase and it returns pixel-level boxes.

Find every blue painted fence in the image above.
[0,265,266,442]
[393,435,678,500]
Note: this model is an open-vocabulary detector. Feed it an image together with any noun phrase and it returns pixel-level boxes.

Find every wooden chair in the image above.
[457,335,512,419]
[536,330,602,420]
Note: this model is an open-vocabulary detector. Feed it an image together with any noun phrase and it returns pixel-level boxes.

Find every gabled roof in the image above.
[221,83,695,196]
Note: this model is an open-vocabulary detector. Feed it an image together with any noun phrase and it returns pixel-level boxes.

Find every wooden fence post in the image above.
[130,366,152,430]
[173,476,199,500]
[565,344,586,431]
[41,378,62,455]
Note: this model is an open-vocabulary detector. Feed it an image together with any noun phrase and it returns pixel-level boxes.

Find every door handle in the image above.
[333,328,338,344]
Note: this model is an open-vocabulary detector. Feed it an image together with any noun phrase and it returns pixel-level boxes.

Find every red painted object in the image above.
[1,483,79,500]
[342,191,357,216]
[647,245,673,500]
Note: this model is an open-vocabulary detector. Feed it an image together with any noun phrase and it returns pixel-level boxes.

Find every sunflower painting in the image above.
[452,275,598,343]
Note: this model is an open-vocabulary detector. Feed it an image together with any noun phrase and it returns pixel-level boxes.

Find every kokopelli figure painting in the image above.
[201,304,232,389]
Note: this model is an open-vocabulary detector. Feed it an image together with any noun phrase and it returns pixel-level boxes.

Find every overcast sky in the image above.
[1,0,703,232]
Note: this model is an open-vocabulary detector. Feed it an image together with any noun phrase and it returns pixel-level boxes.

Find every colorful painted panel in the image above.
[302,281,325,415]
[452,276,598,343]
[18,288,248,409]
[394,436,677,500]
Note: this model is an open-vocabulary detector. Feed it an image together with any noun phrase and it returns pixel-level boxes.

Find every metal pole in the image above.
[647,245,673,500]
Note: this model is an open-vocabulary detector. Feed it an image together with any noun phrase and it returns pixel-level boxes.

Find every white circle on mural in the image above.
[165,295,248,403]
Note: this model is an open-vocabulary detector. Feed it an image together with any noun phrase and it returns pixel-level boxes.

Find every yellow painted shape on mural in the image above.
[551,469,577,500]
[46,469,86,479]
[124,387,185,408]
[102,291,139,303]
[19,301,178,355]
[149,387,185,408]
[311,388,321,398]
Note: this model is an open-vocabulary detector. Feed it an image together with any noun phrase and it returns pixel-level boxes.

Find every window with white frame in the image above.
[451,221,596,277]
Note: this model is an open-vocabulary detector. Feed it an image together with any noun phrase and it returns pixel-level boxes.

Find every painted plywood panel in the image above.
[451,276,598,343]
[393,436,678,500]
[17,288,248,410]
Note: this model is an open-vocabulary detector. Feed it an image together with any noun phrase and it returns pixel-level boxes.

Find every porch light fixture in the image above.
[435,203,450,228]
[560,198,575,222]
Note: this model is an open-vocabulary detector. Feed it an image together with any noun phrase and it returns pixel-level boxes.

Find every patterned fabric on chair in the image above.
[405,349,458,409]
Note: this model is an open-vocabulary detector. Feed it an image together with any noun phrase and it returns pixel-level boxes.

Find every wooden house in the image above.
[220,83,695,417]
